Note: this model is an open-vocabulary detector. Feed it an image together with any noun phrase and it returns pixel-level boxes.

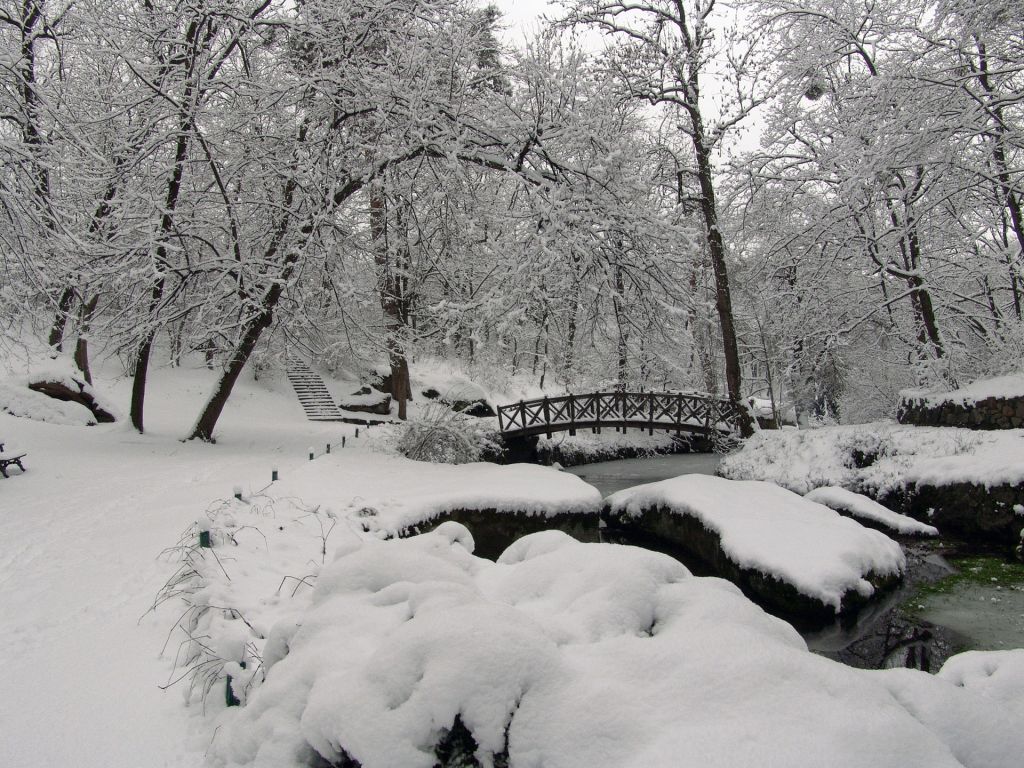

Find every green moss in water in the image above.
[906,556,1024,605]
[900,555,1024,651]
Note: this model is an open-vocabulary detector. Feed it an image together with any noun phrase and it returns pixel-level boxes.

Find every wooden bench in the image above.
[0,441,27,478]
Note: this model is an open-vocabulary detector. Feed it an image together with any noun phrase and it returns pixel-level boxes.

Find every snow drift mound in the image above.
[605,474,905,621]
[210,527,1023,768]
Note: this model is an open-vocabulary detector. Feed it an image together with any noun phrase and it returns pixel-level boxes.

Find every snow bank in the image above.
[937,649,1024,723]
[805,486,938,536]
[408,357,492,406]
[205,527,1024,768]
[607,475,905,611]
[720,422,1024,493]
[902,373,1024,407]
[156,449,602,708]
[538,428,677,464]
[268,451,602,536]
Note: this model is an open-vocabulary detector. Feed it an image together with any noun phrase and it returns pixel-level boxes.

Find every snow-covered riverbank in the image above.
[3,361,1024,767]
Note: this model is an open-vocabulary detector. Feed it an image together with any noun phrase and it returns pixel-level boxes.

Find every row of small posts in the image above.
[196,426,362,707]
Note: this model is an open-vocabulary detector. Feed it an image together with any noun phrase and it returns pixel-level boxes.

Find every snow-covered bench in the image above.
[0,441,27,478]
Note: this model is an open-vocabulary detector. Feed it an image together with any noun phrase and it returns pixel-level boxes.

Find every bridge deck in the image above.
[497,391,742,439]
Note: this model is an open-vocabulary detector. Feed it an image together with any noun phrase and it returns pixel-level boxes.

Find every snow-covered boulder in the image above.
[605,475,905,623]
[209,527,1024,768]
[265,452,603,558]
[337,386,392,415]
[805,486,939,537]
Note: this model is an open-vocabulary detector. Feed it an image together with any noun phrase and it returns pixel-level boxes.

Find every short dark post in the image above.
[309,446,314,461]
[199,530,212,548]
[226,660,247,707]
[233,486,243,501]
[326,443,331,454]
[272,468,278,482]
[342,436,346,448]
[355,428,360,439]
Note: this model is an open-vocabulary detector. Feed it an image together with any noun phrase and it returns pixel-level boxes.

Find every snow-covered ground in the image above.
[0,360,356,768]
[245,451,601,536]
[3,356,1023,768]
[198,524,1024,768]
[0,356,595,768]
[720,421,1024,494]
[537,428,679,464]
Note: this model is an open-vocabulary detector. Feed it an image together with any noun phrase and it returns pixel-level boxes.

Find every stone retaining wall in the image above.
[877,481,1024,547]
[897,394,1024,430]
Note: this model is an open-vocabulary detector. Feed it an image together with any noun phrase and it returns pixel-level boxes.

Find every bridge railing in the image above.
[496,391,742,438]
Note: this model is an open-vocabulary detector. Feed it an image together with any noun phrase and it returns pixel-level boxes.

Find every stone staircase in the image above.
[286,358,344,421]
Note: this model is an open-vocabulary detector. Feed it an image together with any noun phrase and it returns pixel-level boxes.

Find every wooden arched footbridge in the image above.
[497,391,744,439]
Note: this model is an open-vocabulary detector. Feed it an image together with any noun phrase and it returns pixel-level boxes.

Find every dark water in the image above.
[565,454,1024,670]
[563,452,721,496]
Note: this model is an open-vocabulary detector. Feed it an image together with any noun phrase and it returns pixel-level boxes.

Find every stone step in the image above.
[286,358,343,421]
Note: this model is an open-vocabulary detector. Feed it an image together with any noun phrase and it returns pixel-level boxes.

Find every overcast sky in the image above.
[491,0,555,42]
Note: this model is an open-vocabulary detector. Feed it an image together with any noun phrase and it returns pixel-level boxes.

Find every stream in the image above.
[563,452,721,496]
[563,453,1024,670]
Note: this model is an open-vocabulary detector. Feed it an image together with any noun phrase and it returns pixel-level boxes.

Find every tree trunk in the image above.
[564,280,579,378]
[613,261,628,390]
[130,278,164,433]
[73,294,99,385]
[48,288,74,352]
[371,188,412,420]
[689,119,751,435]
[189,143,308,442]
[976,41,1024,311]
[190,276,287,442]
[130,19,202,433]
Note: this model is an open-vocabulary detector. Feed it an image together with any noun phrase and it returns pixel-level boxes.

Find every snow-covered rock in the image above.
[243,451,602,557]
[209,527,1024,768]
[605,475,905,619]
[719,423,1024,544]
[805,486,939,537]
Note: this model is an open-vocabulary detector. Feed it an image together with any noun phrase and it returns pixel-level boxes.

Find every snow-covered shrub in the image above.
[154,494,341,708]
[397,404,500,464]
[210,526,1024,768]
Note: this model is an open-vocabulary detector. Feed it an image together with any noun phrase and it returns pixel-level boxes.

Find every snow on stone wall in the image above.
[898,374,1024,430]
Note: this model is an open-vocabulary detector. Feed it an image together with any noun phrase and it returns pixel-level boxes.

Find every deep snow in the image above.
[0,360,355,768]
[203,524,1024,768]
[606,475,906,611]
[3,357,1023,768]
[719,421,1024,494]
